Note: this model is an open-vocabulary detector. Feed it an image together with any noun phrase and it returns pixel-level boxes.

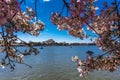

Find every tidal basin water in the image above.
[0,46,120,80]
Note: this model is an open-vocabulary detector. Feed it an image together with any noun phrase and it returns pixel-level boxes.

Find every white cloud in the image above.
[43,0,50,2]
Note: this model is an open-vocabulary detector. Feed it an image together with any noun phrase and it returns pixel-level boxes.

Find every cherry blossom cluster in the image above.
[12,8,44,36]
[0,0,44,36]
[0,0,20,26]
[72,51,120,77]
[51,0,99,39]
[51,0,120,77]
[72,56,84,77]
[0,0,45,70]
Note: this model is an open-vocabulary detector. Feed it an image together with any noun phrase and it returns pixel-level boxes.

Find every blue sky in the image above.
[17,0,113,43]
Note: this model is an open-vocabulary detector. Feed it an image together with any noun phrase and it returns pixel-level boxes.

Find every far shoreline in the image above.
[0,39,95,46]
[9,43,95,47]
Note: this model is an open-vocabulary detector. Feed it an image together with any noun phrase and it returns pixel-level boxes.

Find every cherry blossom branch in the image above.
[1,27,15,70]
[35,0,38,17]
[97,46,119,58]
[9,59,32,68]
[62,0,69,15]
[20,0,24,4]
[85,21,101,37]
[114,0,120,28]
